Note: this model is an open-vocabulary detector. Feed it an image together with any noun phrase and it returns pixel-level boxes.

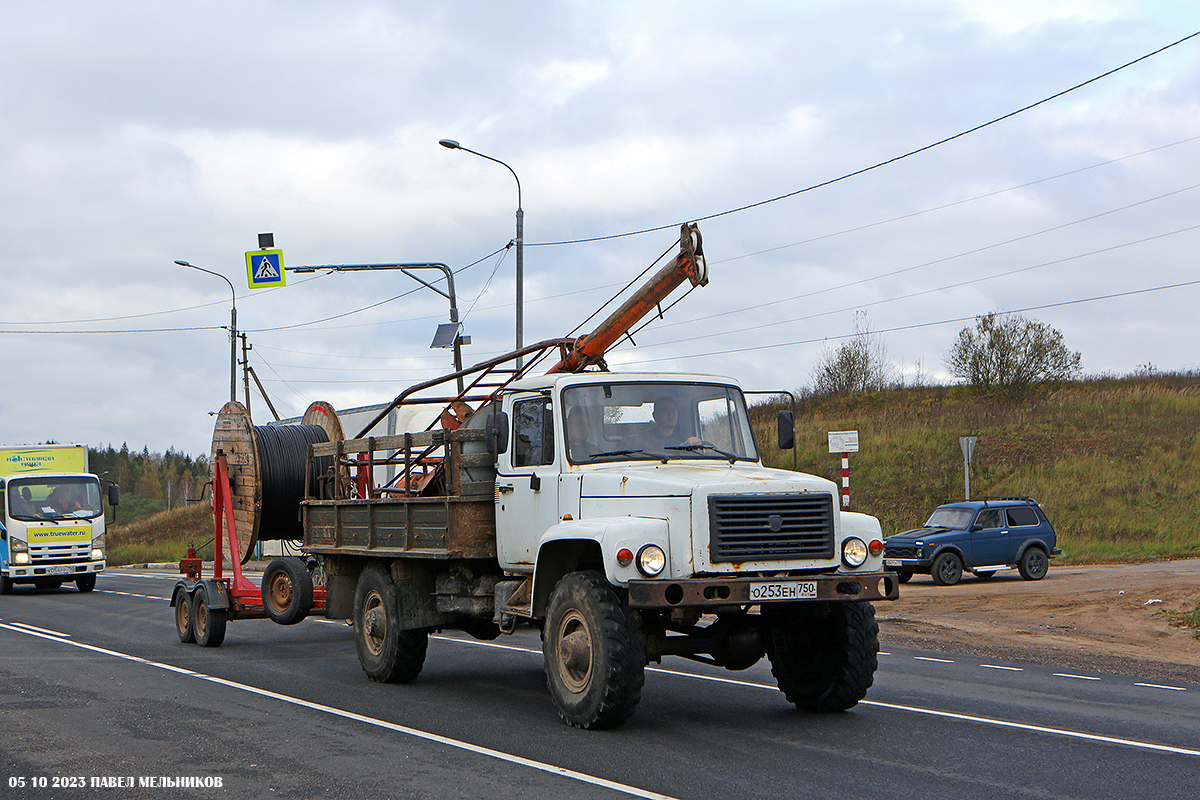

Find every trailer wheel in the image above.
[765,600,878,712]
[76,574,96,592]
[192,585,227,648]
[353,564,427,683]
[542,571,645,729]
[261,558,314,625]
[174,587,195,644]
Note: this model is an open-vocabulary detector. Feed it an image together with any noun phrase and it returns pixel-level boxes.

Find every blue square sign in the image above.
[246,249,286,289]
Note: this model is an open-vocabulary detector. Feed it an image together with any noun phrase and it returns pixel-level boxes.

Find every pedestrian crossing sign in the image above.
[246,249,286,289]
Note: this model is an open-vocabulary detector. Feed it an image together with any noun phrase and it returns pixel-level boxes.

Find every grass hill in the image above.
[109,374,1200,568]
[753,373,1200,564]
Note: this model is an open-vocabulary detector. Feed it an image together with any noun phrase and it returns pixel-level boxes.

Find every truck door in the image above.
[495,394,561,571]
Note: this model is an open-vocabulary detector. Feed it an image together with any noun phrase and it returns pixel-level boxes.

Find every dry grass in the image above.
[107,503,214,566]
[754,376,1200,564]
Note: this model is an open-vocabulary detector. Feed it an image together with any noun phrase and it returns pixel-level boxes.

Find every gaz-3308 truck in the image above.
[180,225,899,728]
[0,444,117,593]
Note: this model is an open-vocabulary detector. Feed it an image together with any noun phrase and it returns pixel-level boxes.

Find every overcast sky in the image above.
[2,1,1198,458]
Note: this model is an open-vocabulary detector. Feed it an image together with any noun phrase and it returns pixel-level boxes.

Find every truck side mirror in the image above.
[108,484,120,507]
[486,412,509,455]
[777,411,795,450]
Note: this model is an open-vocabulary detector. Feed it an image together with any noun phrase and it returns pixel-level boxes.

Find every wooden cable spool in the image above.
[210,401,344,564]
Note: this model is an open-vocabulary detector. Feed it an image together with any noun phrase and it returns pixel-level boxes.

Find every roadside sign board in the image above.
[827,430,859,453]
[960,436,978,463]
[246,249,286,289]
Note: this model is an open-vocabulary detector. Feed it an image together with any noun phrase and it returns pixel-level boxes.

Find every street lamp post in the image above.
[175,260,237,403]
[439,139,524,368]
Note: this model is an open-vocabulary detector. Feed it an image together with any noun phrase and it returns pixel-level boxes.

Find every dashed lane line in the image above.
[0,622,681,800]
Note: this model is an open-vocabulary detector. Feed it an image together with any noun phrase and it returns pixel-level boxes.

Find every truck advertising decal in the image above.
[26,527,91,543]
[0,447,88,476]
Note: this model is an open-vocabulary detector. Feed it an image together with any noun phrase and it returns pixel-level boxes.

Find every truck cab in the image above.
[1,472,108,593]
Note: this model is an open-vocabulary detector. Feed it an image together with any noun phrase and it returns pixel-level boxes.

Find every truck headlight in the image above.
[91,535,105,561]
[637,544,666,577]
[841,537,868,568]
[11,538,29,564]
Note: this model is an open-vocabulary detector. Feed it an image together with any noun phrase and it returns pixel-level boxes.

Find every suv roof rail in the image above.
[939,496,1039,506]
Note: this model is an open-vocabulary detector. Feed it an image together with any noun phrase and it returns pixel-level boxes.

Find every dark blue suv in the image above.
[883,498,1060,585]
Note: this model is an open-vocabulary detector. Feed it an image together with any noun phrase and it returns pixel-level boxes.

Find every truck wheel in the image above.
[76,574,96,592]
[353,564,427,683]
[261,557,314,625]
[931,552,963,586]
[0,574,13,594]
[765,601,878,712]
[1018,547,1049,581]
[542,571,645,730]
[174,587,195,643]
[192,585,227,648]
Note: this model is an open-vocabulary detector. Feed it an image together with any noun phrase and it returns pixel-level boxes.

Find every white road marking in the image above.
[1135,682,1187,692]
[6,622,70,638]
[98,589,165,600]
[1054,673,1102,681]
[914,656,955,663]
[433,636,1200,758]
[981,664,1024,672]
[0,622,681,800]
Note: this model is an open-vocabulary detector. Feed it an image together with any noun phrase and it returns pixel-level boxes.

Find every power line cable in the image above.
[525,30,1200,247]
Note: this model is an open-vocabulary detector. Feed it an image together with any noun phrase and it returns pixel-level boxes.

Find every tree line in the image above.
[89,444,210,523]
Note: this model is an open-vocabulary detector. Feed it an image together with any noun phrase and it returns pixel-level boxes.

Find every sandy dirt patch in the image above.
[876,559,1200,685]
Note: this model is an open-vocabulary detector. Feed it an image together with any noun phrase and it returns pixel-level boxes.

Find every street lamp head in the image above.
[174,260,192,267]
[438,139,461,150]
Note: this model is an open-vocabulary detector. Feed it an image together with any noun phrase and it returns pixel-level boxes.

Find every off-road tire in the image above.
[353,563,427,683]
[174,587,195,644]
[931,552,964,586]
[972,569,998,580]
[765,600,879,712]
[895,569,913,584]
[542,571,646,729]
[1018,547,1049,581]
[261,557,314,625]
[192,585,227,648]
[76,573,96,592]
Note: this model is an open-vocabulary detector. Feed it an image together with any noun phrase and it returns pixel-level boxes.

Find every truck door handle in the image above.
[530,473,542,492]
[498,484,514,494]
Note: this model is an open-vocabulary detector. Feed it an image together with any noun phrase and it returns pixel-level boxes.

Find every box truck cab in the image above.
[0,445,113,593]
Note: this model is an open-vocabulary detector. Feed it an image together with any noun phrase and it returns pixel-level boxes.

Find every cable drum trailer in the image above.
[171,225,899,728]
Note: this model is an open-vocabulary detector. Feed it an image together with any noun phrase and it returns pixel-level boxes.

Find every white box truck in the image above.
[0,444,116,593]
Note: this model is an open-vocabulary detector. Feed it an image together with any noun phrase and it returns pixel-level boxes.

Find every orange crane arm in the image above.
[546,223,708,374]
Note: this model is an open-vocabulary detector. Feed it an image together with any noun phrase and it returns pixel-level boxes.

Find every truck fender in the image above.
[171,579,231,611]
[532,516,669,617]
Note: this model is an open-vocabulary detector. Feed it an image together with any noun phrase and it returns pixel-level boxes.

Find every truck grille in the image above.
[885,544,919,559]
[29,542,91,563]
[708,493,834,563]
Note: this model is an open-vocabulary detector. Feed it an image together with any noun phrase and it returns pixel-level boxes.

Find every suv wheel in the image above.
[1018,547,1049,580]
[931,552,963,586]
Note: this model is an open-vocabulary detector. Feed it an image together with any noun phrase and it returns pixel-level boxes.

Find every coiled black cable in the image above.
[254,424,330,541]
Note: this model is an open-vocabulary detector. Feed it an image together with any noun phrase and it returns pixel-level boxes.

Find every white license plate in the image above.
[884,559,901,567]
[749,581,818,601]
[46,565,73,576]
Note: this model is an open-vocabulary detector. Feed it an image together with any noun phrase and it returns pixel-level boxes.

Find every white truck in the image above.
[181,225,899,728]
[0,444,116,593]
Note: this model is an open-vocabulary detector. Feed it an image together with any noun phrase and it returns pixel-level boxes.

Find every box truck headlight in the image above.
[841,537,868,568]
[91,535,105,561]
[637,544,666,577]
[11,538,30,565]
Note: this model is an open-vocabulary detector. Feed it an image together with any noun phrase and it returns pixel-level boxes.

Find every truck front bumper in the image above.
[626,570,899,609]
[4,561,105,579]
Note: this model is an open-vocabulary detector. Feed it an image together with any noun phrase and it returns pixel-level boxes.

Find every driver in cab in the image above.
[639,396,701,451]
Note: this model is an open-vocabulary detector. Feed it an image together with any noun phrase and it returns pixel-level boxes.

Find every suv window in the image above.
[974,509,1003,529]
[1006,506,1040,527]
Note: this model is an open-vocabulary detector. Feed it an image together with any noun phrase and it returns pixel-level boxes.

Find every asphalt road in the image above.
[1,569,1197,800]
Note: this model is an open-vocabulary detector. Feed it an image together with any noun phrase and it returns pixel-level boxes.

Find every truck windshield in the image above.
[924,507,975,530]
[7,477,103,521]
[562,382,759,464]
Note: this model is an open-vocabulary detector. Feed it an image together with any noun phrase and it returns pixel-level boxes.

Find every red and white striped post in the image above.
[828,431,859,510]
[841,452,850,508]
